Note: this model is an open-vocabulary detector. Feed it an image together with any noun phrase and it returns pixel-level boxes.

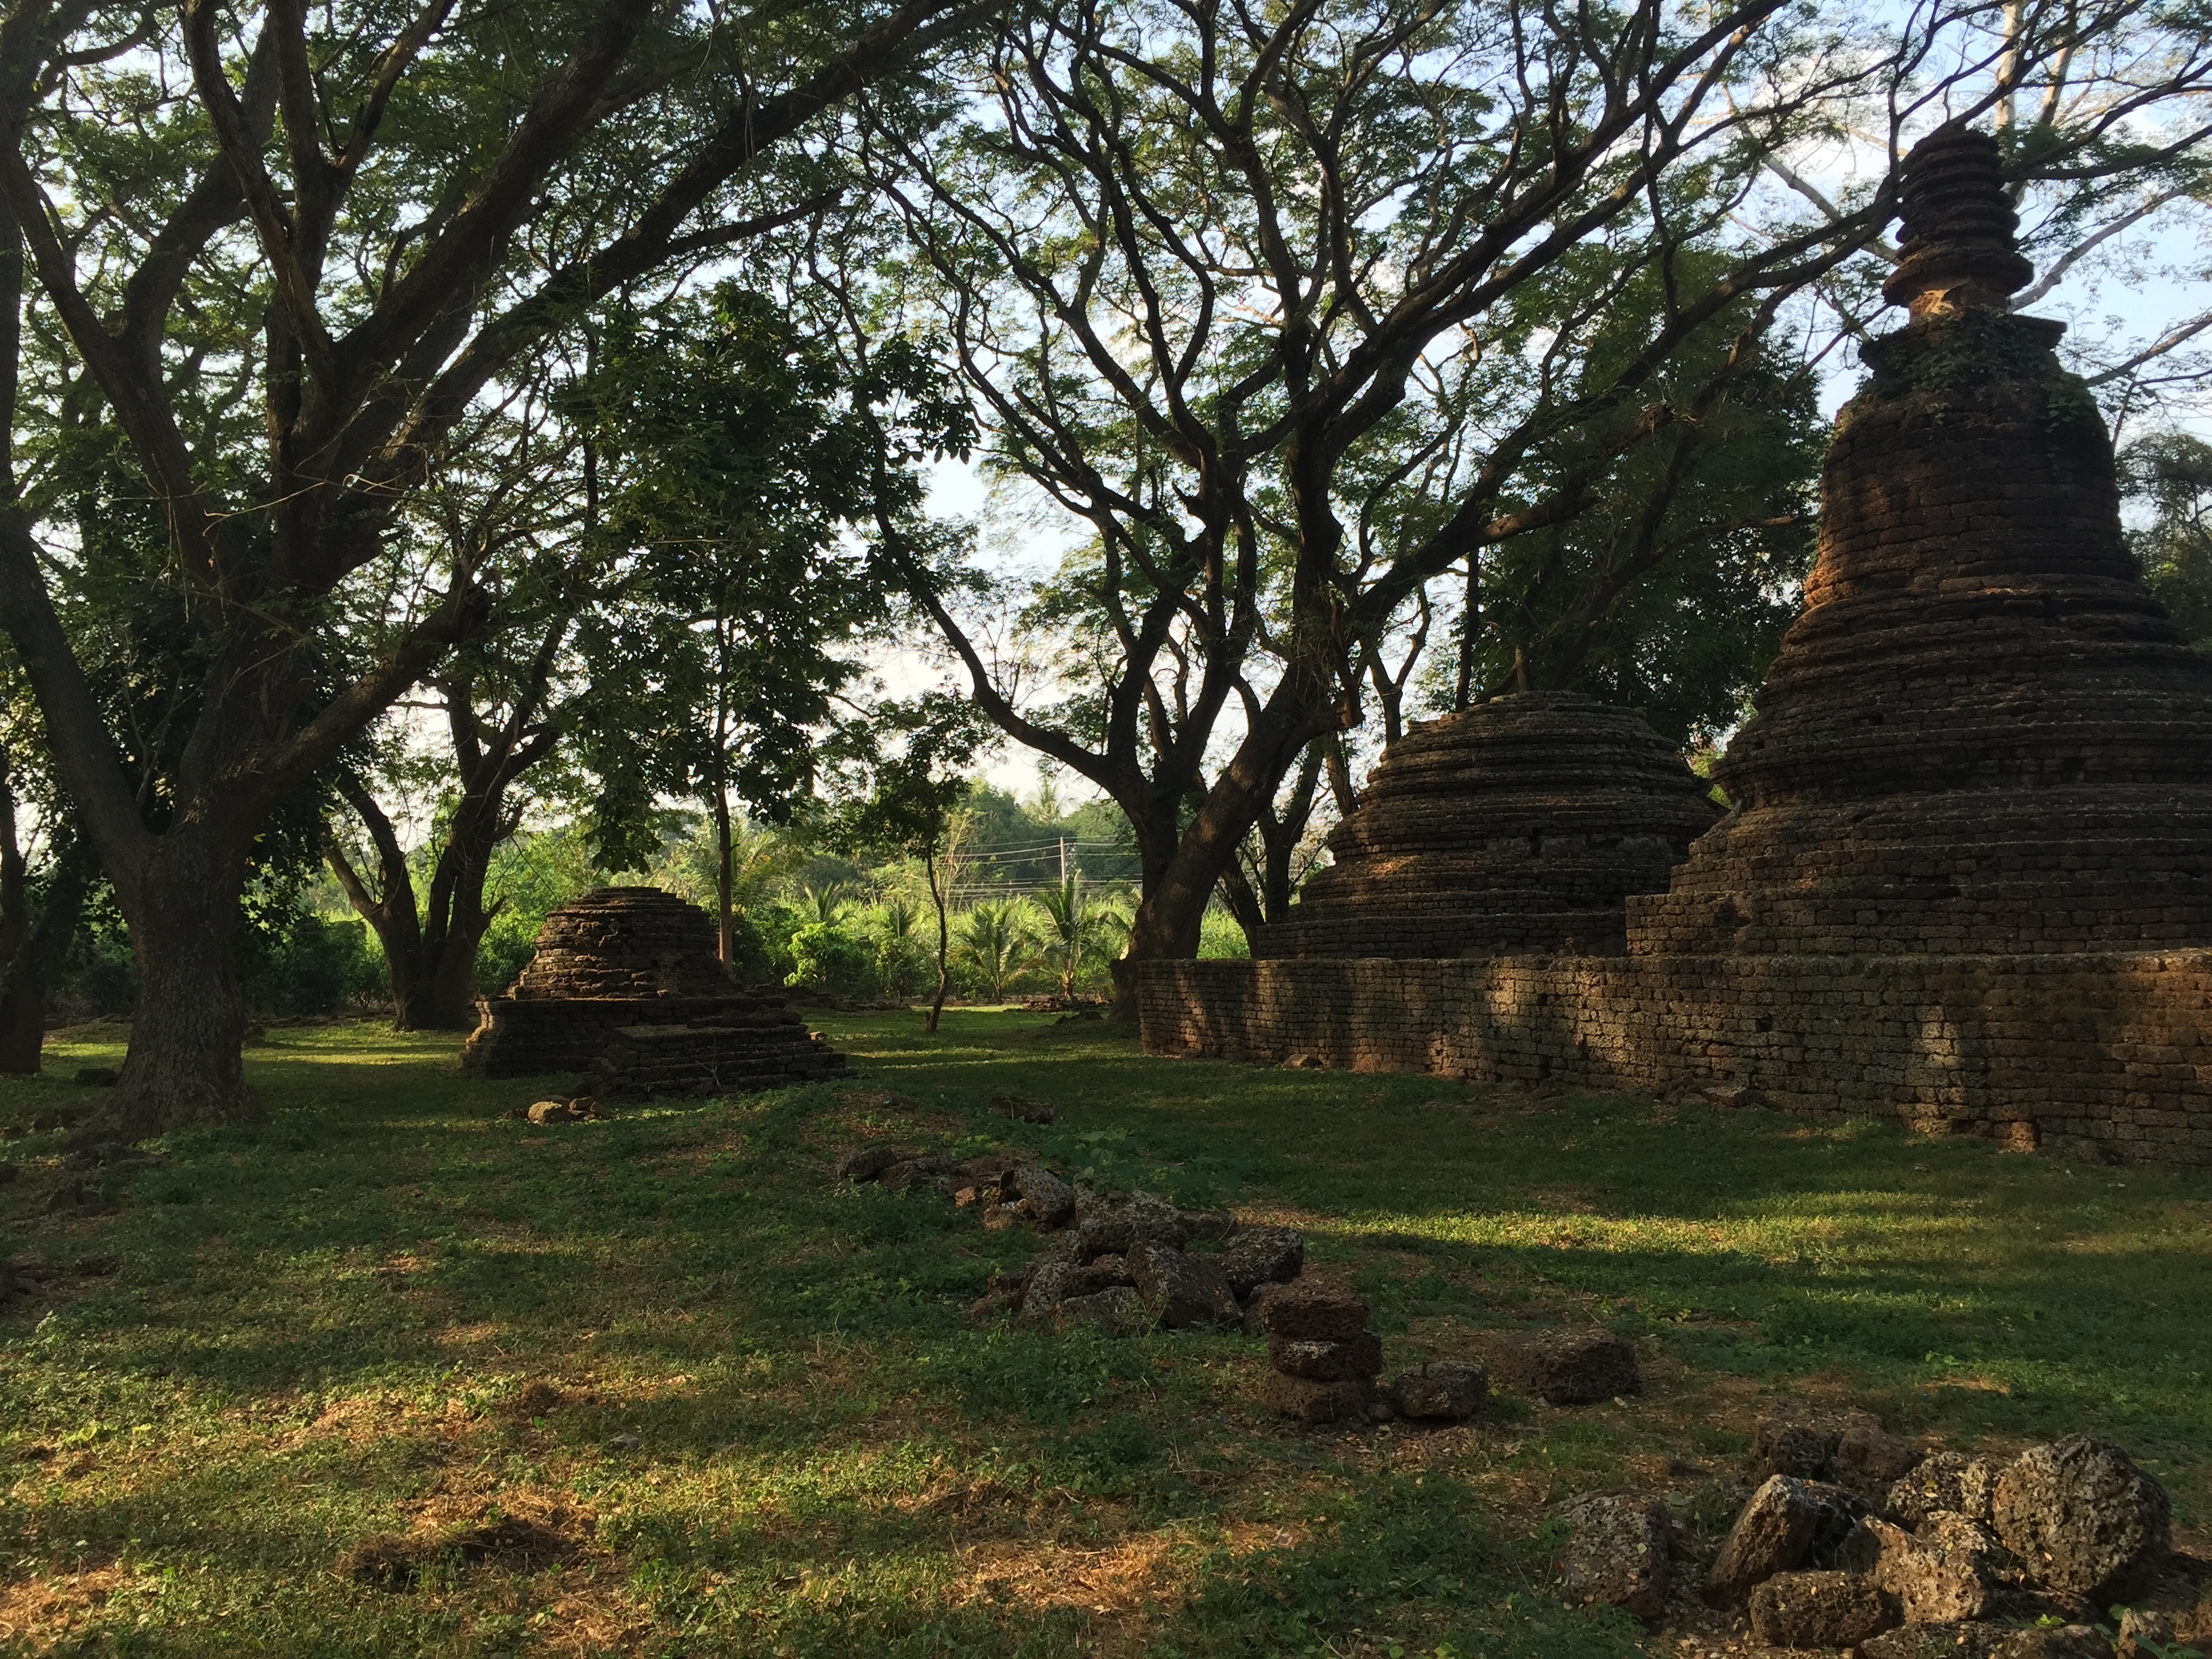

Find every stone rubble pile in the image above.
[1553,1398,2189,1656]
[837,1137,1499,1429]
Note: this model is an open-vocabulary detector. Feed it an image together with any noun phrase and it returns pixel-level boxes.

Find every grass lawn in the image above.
[1,1009,2207,1656]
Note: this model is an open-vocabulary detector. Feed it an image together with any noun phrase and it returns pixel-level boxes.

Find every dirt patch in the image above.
[0,1564,133,1652]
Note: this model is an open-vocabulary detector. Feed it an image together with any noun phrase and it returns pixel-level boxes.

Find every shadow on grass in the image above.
[0,1008,2205,1653]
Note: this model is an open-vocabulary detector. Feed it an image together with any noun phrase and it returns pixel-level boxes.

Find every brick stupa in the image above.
[1631,127,2212,957]
[1131,125,2212,1166]
[1260,692,1719,959]
[462,886,847,1095]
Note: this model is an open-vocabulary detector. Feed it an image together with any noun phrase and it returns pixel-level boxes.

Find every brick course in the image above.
[1134,954,2212,1166]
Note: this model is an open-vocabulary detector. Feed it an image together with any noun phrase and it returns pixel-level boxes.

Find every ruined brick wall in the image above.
[1132,956,2212,1166]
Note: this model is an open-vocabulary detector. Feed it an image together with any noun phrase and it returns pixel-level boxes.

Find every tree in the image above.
[574,287,970,964]
[954,899,1035,1000]
[831,692,994,1031]
[1028,873,1122,1004]
[0,0,985,1128]
[326,436,609,1028]
[849,0,2212,985]
[0,733,84,1071]
[2125,433,2212,649]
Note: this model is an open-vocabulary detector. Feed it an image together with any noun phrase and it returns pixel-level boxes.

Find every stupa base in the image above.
[1132,953,2212,1165]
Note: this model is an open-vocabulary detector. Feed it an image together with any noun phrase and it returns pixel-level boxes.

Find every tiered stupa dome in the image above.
[1258,691,1721,959]
[504,886,739,1000]
[462,886,846,1091]
[1632,127,2212,956]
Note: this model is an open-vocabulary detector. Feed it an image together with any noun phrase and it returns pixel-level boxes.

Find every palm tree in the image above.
[1029,875,1126,1003]
[801,882,855,926]
[872,895,926,999]
[953,901,1038,1001]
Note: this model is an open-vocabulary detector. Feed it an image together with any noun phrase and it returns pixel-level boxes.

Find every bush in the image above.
[783,920,879,998]
[241,912,384,1017]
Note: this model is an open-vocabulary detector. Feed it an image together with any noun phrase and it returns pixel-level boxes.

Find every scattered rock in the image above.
[605,1433,640,1452]
[1021,1260,1077,1320]
[1241,1282,1286,1336]
[1388,1361,1488,1422]
[1858,1619,2011,1659]
[1063,1191,1189,1261]
[1991,1626,2111,1659]
[1221,1226,1305,1296]
[2116,1607,2181,1659]
[73,1254,118,1277]
[1755,1401,1919,1489]
[1256,1279,1369,1342]
[980,1202,1024,1231]
[1055,1286,1151,1336]
[1705,1475,1871,1605]
[1269,1332,1383,1382]
[1866,1513,2009,1622]
[1748,1569,1898,1647]
[1839,1416,1924,1489]
[879,1157,953,1193]
[1557,1492,1672,1618]
[1496,1326,1641,1406]
[1992,1435,2173,1603]
[1008,1163,1075,1229]
[989,1093,1055,1124]
[526,1099,577,1124]
[834,1145,903,1183]
[73,1067,119,1087]
[1891,1452,2004,1528]
[1065,1254,1134,1296]
[337,1533,418,1591]
[1256,1370,1370,1425]
[1129,1242,1237,1330]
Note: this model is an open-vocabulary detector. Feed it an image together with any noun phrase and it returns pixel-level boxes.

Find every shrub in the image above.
[783,920,878,998]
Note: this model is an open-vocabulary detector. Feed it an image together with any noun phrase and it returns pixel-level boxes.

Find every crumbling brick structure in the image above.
[1136,127,2212,1166]
[462,886,846,1092]
[1256,692,1718,960]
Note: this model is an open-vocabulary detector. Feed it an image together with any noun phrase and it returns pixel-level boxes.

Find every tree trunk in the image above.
[423,901,493,1027]
[1120,680,1338,972]
[417,794,504,1027]
[105,834,252,1134]
[0,861,86,1074]
[714,774,736,966]
[924,846,949,1034]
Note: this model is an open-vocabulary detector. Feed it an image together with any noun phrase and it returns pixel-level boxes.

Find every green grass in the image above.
[1,1010,2207,1656]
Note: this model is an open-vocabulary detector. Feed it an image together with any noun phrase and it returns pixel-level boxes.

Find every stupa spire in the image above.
[1881,125,2034,321]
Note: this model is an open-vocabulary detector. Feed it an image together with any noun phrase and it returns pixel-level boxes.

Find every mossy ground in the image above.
[1,1010,2206,1656]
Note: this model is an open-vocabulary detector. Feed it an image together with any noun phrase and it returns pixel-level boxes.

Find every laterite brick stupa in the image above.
[1258,692,1719,960]
[1133,125,2212,1166]
[1632,126,2212,958]
[462,886,846,1094]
